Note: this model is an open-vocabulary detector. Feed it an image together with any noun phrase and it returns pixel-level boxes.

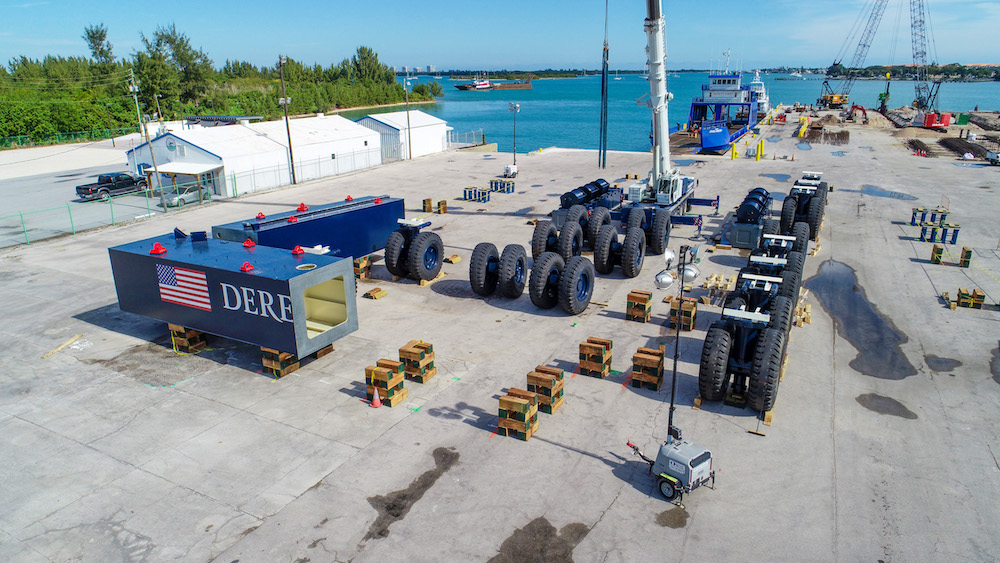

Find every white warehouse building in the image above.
[355,110,450,162]
[126,114,382,198]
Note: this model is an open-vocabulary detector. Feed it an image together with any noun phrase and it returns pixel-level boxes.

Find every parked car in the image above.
[160,185,211,208]
[76,172,148,201]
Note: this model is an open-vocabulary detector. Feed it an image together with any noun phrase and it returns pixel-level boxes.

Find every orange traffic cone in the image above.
[370,380,382,408]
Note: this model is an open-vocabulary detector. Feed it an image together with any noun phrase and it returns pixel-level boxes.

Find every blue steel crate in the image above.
[109,232,358,357]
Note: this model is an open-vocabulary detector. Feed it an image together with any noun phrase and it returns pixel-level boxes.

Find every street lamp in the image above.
[154,94,163,122]
[279,55,297,184]
[403,71,413,160]
[655,244,701,441]
[508,102,520,166]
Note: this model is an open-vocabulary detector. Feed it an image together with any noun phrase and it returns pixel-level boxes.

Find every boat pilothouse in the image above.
[687,52,763,153]
[749,70,770,118]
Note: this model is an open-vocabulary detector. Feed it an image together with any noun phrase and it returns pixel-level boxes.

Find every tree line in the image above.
[0,23,442,141]
[827,62,999,81]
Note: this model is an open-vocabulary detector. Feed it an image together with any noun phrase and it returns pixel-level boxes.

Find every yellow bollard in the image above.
[731,144,737,160]
[756,140,762,161]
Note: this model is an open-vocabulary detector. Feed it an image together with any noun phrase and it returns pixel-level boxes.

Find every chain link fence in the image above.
[0,126,140,150]
[448,129,485,149]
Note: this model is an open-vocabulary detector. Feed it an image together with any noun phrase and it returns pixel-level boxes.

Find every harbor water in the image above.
[343,74,1000,154]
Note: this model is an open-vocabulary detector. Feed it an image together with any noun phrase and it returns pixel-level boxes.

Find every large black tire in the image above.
[807,195,823,241]
[767,295,793,337]
[791,221,810,255]
[785,250,805,278]
[780,194,798,234]
[529,252,564,309]
[407,231,443,281]
[558,256,595,315]
[626,206,646,232]
[470,242,499,296]
[557,221,584,260]
[531,221,557,258]
[585,207,611,245]
[498,244,528,298]
[385,230,409,277]
[748,327,785,412]
[762,218,779,236]
[565,205,587,229]
[699,320,733,401]
[779,265,801,304]
[648,208,671,255]
[817,181,829,203]
[593,224,618,275]
[620,227,646,279]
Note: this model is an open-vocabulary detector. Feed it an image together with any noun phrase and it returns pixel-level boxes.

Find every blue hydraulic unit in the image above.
[211,195,404,259]
[109,230,358,357]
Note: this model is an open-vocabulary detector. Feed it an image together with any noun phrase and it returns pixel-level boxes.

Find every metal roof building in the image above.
[127,114,381,198]
[355,110,450,162]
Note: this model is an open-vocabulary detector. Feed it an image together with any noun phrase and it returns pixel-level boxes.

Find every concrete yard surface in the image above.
[1,117,999,562]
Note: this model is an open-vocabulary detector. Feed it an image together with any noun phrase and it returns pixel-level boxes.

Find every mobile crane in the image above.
[818,0,889,109]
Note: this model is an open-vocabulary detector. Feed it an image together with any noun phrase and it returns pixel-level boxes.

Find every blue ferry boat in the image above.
[687,69,761,153]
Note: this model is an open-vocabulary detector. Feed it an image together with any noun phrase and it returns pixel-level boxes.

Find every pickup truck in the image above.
[987,151,999,166]
[76,173,148,201]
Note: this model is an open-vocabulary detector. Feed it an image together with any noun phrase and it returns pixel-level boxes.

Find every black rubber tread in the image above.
[626,206,646,232]
[748,327,785,412]
[817,181,829,203]
[699,320,733,401]
[558,256,596,315]
[593,224,618,275]
[807,195,823,241]
[531,220,558,258]
[723,294,746,311]
[384,230,409,277]
[779,266,801,304]
[407,231,443,281]
[529,252,564,309]
[565,205,588,230]
[767,295,793,337]
[557,221,584,260]
[498,244,528,298]
[585,206,611,245]
[658,478,679,501]
[648,208,671,255]
[791,221,810,254]
[620,227,646,278]
[785,251,805,278]
[780,194,798,234]
[762,218,779,236]
[470,242,499,296]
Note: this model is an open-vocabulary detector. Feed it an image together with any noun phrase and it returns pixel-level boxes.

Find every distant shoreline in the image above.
[327,100,436,115]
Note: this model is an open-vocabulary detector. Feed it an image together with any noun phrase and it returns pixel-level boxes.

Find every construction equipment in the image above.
[846,105,869,124]
[728,187,776,250]
[527,252,595,315]
[780,172,829,241]
[384,219,445,281]
[819,0,889,109]
[470,242,528,299]
[877,72,891,115]
[909,0,941,111]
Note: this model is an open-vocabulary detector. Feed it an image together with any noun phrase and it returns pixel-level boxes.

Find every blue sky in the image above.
[2,0,997,71]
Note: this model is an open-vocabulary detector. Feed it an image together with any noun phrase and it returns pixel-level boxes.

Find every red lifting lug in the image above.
[297,203,309,212]
[291,245,305,255]
[240,262,254,272]
[149,242,167,255]
[243,238,256,248]
[256,212,266,220]
[345,195,353,201]
[374,197,383,203]
[287,216,298,223]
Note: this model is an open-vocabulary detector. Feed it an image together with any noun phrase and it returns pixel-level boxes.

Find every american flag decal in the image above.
[156,264,211,311]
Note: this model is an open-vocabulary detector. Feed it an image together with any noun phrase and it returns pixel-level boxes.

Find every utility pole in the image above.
[508,102,520,166]
[404,70,413,160]
[131,70,165,212]
[279,55,297,184]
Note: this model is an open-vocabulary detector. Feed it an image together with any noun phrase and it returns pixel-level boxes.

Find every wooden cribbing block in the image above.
[313,344,334,359]
[587,337,612,350]
[507,388,539,410]
[437,200,447,214]
[527,378,565,398]
[364,288,388,299]
[527,371,560,389]
[423,198,433,212]
[367,383,408,407]
[376,358,405,374]
[499,395,530,414]
[444,255,461,264]
[366,366,404,389]
[399,340,433,361]
[535,366,566,380]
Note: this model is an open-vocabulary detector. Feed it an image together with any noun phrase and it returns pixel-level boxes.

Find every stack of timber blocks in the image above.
[527,366,566,414]
[957,288,986,309]
[631,346,665,390]
[960,247,972,268]
[400,340,436,383]
[354,256,372,280]
[579,337,613,378]
[626,290,653,322]
[667,296,698,331]
[367,359,408,407]
[437,200,447,214]
[262,347,299,378]
[498,389,539,441]
[423,198,434,213]
[169,323,206,354]
[930,244,944,265]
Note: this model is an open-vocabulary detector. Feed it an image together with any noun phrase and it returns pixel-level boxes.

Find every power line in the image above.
[0,95,134,104]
